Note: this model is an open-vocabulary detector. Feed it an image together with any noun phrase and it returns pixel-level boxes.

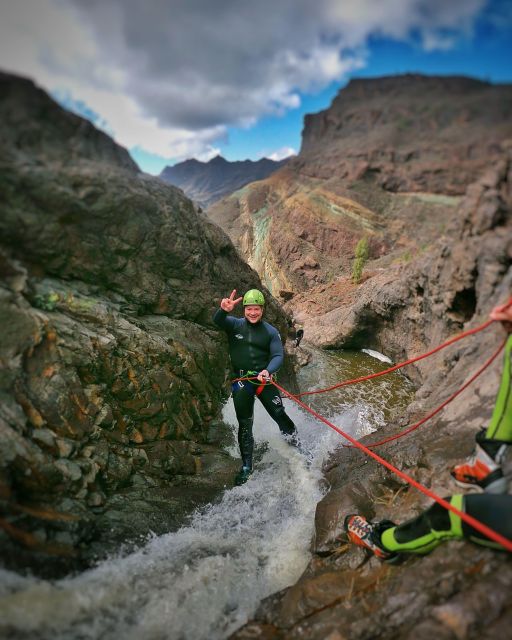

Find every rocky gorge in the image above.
[207,75,512,299]
[230,129,512,638]
[0,68,511,640]
[0,71,290,577]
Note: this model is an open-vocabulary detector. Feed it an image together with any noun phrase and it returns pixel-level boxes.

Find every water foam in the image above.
[0,351,412,639]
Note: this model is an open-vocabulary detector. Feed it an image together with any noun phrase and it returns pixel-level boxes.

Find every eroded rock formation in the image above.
[207,75,512,298]
[0,72,289,575]
[230,147,512,639]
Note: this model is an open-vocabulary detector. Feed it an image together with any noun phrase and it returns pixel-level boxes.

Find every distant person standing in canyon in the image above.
[213,289,299,485]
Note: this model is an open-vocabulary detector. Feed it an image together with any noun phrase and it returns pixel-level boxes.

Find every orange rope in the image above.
[295,338,505,449]
[227,308,512,549]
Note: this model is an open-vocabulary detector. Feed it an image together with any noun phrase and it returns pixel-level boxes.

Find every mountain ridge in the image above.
[160,154,289,208]
[207,73,512,298]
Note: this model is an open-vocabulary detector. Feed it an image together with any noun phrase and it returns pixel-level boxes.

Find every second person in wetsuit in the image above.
[213,289,298,485]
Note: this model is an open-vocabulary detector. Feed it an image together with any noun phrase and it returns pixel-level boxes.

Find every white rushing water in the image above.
[361,348,393,364]
[0,349,413,640]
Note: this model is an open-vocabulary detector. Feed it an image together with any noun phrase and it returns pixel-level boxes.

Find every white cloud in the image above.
[268,147,297,162]
[0,0,488,162]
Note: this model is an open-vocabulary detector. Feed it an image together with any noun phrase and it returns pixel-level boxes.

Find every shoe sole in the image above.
[452,476,508,494]
[344,514,397,561]
[234,472,253,486]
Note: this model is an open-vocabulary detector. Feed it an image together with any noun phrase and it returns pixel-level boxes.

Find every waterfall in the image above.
[0,349,413,640]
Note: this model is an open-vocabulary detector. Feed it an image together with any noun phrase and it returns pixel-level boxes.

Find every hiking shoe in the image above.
[344,515,397,561]
[451,441,508,494]
[234,465,253,486]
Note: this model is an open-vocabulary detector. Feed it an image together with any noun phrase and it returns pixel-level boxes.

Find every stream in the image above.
[0,347,414,640]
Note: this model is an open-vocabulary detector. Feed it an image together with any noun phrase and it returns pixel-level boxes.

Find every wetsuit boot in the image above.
[288,431,312,465]
[235,418,254,486]
[235,463,253,486]
[280,423,312,464]
[257,384,310,459]
[451,429,508,493]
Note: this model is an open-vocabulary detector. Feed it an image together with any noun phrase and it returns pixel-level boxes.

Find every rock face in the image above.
[207,75,512,298]
[291,149,512,356]
[0,72,290,576]
[160,155,288,209]
[230,149,512,638]
[301,74,512,194]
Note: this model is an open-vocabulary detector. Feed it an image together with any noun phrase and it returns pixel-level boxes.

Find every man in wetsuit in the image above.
[214,289,298,485]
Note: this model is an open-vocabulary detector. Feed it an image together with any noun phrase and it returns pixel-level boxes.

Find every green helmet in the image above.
[243,289,265,306]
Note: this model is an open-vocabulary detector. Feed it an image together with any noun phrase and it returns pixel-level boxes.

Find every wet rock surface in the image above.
[0,72,291,577]
[230,152,512,636]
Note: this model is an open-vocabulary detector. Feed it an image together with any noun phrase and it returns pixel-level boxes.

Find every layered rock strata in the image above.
[230,149,512,638]
[208,75,512,298]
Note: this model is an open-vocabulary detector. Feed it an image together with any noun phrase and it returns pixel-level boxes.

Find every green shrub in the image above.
[352,237,369,284]
[33,291,60,311]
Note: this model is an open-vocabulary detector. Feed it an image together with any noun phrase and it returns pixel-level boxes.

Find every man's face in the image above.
[244,305,263,323]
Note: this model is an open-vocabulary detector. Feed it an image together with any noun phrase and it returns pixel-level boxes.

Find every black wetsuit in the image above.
[213,308,297,468]
[378,494,512,554]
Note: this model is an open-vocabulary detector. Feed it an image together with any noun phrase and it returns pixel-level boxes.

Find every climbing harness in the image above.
[232,370,273,396]
[232,309,512,552]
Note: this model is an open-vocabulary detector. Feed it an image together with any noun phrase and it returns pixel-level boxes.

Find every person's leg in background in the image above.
[452,335,512,493]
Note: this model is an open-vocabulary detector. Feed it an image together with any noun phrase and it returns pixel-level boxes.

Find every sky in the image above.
[1,0,511,175]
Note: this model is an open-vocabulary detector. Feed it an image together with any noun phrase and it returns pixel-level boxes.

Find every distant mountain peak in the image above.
[159,155,288,208]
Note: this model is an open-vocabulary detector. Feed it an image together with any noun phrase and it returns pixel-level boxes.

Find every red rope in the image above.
[347,337,506,448]
[228,307,512,549]
[296,319,494,398]
[234,324,507,452]
[271,377,512,552]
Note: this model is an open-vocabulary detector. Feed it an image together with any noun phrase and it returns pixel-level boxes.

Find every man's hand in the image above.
[257,369,271,382]
[220,289,243,313]
[490,299,512,334]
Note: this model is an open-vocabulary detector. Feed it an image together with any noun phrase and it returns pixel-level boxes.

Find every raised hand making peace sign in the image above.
[220,289,243,312]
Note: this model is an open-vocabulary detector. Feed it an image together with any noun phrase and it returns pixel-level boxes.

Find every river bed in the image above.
[0,348,414,640]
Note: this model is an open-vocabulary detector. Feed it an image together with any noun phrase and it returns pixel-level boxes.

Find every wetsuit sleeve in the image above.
[213,308,237,331]
[266,326,284,374]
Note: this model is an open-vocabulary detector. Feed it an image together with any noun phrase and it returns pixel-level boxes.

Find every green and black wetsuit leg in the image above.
[232,381,256,469]
[485,334,512,443]
[377,494,512,555]
[257,384,299,444]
